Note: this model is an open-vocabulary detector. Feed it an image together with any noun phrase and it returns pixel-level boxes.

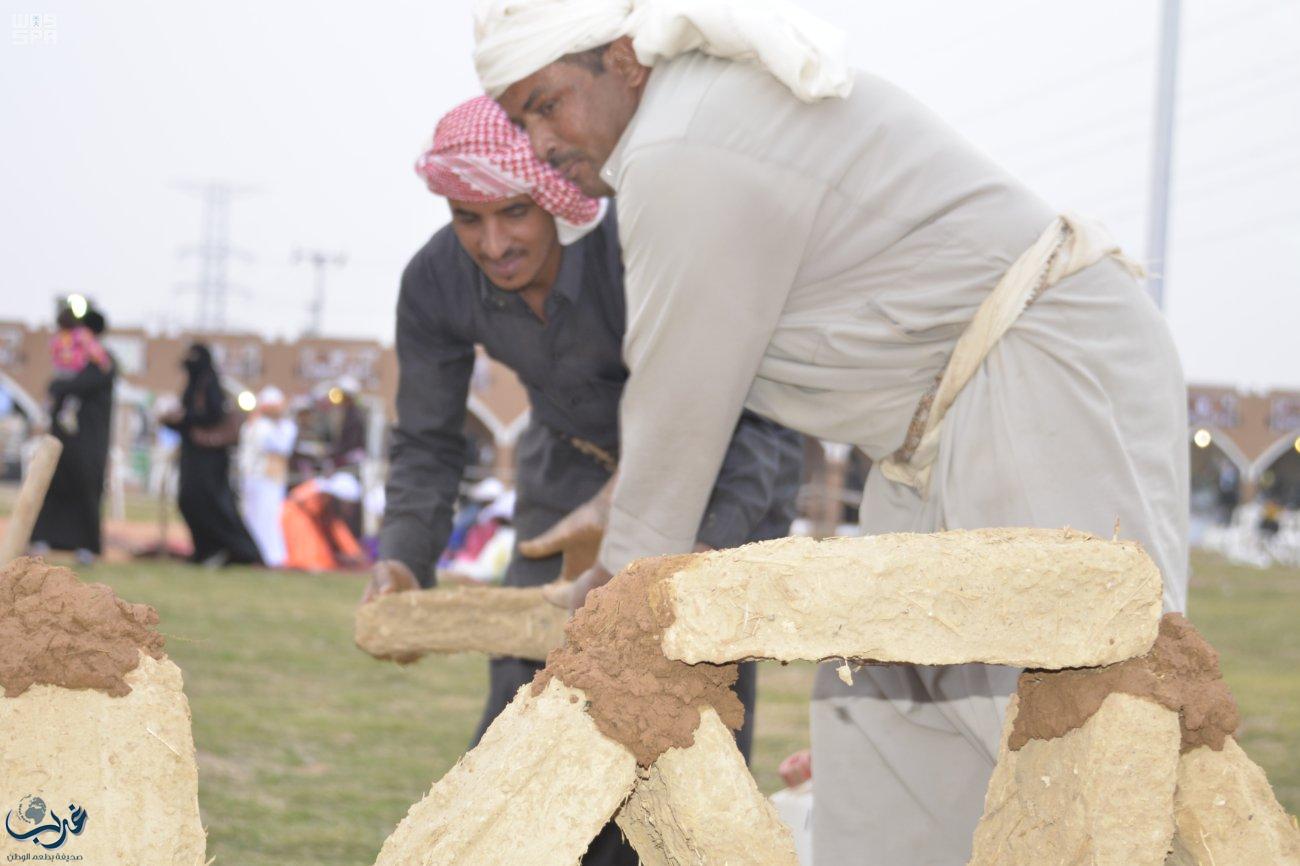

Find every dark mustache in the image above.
[486,248,527,264]
[547,152,585,171]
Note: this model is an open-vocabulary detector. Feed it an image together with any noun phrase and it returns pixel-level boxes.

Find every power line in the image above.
[293,247,348,337]
[1087,146,1300,222]
[1173,206,1300,249]
[979,53,1300,164]
[174,180,258,332]
[903,0,1047,65]
[947,0,1289,128]
[949,45,1150,127]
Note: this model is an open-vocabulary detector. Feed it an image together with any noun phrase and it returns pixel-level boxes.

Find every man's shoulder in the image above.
[622,53,726,152]
[405,224,468,286]
[617,53,830,178]
[618,55,944,195]
[402,225,483,310]
[583,204,621,266]
[643,53,899,132]
[398,224,481,338]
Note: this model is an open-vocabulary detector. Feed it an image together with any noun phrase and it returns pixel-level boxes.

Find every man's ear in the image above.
[605,35,649,88]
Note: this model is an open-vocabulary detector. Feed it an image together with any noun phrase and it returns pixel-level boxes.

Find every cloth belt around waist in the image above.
[537,422,619,475]
[567,435,618,474]
[878,213,1143,498]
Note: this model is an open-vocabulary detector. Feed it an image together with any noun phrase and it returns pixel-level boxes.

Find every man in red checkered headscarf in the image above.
[360,94,803,866]
[405,93,608,320]
[416,95,606,247]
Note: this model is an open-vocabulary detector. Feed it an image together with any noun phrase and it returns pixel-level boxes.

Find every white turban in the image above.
[257,385,285,408]
[473,0,853,103]
[320,471,363,504]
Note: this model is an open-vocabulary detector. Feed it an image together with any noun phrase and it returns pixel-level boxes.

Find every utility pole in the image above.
[294,248,348,337]
[1145,0,1182,311]
[175,181,257,331]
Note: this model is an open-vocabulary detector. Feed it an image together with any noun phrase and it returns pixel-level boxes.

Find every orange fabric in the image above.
[281,480,362,572]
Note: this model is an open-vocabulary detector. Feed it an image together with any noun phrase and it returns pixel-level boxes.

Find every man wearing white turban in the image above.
[239,386,297,567]
[475,0,852,104]
[477,2,1189,863]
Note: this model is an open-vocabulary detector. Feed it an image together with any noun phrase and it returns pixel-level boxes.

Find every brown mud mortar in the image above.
[0,557,165,698]
[1011,612,1239,753]
[533,554,743,767]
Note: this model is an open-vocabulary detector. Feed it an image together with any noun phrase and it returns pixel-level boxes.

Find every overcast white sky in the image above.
[2,1,1297,388]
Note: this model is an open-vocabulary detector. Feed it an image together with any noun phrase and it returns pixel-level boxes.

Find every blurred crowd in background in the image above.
[2,294,1298,574]
[2,296,518,579]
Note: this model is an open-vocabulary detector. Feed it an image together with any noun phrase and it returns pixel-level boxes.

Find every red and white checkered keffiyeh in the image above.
[415,95,605,245]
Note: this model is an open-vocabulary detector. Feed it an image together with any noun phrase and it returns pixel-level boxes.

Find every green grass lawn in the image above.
[31,551,1300,865]
[0,483,181,525]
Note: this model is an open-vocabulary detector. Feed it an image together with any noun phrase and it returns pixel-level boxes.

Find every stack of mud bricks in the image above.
[368,528,1300,866]
[0,558,207,864]
[5,528,1295,864]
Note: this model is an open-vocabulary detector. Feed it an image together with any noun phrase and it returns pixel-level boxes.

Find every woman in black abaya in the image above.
[163,343,262,566]
[30,304,116,564]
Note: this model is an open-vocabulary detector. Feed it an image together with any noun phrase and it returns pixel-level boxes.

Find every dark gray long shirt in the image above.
[379,209,803,588]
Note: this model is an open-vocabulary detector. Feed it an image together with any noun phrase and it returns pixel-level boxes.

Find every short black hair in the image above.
[560,44,610,75]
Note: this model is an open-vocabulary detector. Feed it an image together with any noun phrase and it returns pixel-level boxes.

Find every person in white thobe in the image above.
[240,386,298,568]
[474,3,1190,862]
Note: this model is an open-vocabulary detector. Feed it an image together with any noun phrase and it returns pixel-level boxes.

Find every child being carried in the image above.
[48,303,110,435]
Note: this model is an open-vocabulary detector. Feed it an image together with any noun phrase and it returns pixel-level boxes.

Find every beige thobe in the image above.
[598,52,1189,865]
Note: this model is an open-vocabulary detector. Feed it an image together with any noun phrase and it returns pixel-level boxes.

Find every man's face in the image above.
[449,194,561,291]
[497,38,647,198]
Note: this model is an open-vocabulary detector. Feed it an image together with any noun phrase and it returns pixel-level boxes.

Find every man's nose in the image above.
[525,122,559,167]
[481,218,510,258]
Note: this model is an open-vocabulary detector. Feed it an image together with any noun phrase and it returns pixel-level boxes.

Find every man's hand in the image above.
[518,476,615,580]
[359,560,422,664]
[779,749,812,789]
[539,542,712,613]
[541,563,614,613]
[336,551,369,571]
[360,559,420,605]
